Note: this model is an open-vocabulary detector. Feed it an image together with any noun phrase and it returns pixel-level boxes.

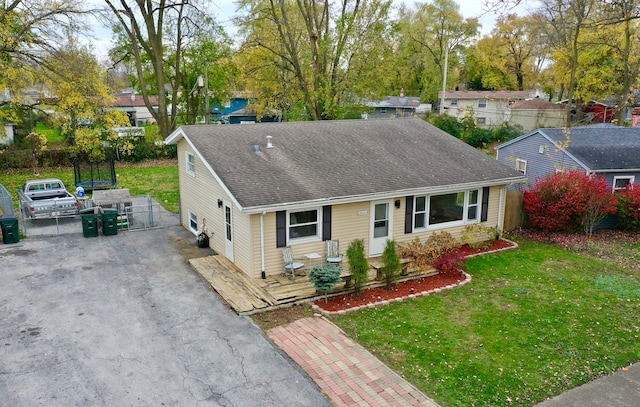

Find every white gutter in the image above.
[239,177,527,215]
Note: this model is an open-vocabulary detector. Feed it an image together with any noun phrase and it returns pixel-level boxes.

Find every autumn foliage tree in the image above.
[523,170,617,235]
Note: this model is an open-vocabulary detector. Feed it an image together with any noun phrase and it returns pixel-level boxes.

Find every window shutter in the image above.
[481,187,490,222]
[322,206,332,241]
[276,211,286,247]
[405,196,414,234]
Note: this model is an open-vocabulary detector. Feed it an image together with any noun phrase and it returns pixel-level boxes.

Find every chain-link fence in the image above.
[20,195,178,237]
[0,183,13,215]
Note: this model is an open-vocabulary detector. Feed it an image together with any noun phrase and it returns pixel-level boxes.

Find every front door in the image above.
[224,201,234,262]
[370,200,393,256]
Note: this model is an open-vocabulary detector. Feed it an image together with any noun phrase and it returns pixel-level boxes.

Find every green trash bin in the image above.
[80,208,98,238]
[0,215,20,244]
[102,208,118,236]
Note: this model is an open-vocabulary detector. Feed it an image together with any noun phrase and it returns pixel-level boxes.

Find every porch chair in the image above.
[325,240,343,270]
[282,246,306,279]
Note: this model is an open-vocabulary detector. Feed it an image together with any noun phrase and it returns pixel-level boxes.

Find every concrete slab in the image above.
[0,218,331,406]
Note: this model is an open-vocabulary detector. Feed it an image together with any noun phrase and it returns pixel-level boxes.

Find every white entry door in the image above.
[224,201,234,262]
[370,200,393,256]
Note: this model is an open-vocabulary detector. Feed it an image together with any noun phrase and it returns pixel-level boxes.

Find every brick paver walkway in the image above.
[267,316,440,407]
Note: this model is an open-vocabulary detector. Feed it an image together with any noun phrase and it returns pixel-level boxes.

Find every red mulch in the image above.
[313,239,514,313]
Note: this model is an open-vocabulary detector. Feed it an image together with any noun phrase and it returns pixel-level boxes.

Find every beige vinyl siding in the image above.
[231,209,253,275]
[177,140,248,264]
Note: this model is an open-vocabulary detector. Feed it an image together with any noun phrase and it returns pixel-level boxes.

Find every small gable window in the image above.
[186,152,195,176]
[613,176,635,192]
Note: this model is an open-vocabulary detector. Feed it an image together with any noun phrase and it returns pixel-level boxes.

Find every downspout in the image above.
[260,211,266,279]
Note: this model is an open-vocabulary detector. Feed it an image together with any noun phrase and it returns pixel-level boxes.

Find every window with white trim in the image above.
[188,210,198,233]
[413,190,481,230]
[478,99,487,108]
[477,117,487,125]
[613,176,635,192]
[516,158,527,174]
[450,99,458,106]
[288,209,320,241]
[186,152,195,176]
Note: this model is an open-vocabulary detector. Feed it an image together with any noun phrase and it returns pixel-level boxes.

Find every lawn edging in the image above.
[311,271,473,316]
[311,238,519,317]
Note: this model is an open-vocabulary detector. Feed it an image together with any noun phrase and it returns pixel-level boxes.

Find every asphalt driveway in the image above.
[0,218,331,406]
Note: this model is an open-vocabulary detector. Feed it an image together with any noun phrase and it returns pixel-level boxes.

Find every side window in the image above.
[186,152,195,176]
[613,176,635,192]
[450,99,458,106]
[477,117,487,125]
[516,158,527,175]
[188,210,198,233]
[477,99,487,108]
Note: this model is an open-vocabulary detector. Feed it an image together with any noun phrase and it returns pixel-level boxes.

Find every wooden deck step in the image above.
[190,256,279,314]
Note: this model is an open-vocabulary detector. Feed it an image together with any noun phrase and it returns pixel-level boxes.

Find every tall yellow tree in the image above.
[235,0,395,120]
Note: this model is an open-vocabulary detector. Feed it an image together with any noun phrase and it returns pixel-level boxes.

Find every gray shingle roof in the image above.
[168,118,524,210]
[541,127,640,170]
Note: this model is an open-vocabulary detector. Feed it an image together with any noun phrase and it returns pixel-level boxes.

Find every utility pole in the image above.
[205,68,210,124]
[440,44,449,115]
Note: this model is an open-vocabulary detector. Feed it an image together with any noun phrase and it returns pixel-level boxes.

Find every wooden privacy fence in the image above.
[504,191,524,231]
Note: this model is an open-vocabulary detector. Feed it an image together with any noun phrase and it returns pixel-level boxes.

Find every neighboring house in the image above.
[110,93,159,127]
[211,93,281,124]
[0,123,15,145]
[505,98,566,131]
[165,118,525,280]
[438,90,530,128]
[556,99,616,124]
[495,125,640,193]
[228,107,281,124]
[363,90,431,119]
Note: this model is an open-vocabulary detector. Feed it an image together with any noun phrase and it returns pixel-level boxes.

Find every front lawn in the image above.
[332,236,640,407]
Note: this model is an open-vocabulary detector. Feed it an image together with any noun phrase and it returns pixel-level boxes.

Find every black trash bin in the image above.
[0,215,20,244]
[102,208,118,236]
[80,208,98,238]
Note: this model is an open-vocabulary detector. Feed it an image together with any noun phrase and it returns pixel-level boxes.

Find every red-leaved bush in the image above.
[433,252,466,277]
[616,184,640,231]
[523,171,617,234]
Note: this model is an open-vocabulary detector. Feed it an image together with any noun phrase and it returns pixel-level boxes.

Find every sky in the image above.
[88,0,528,62]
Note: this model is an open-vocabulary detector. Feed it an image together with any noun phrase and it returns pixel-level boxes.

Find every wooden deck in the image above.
[190,254,432,315]
[190,255,348,315]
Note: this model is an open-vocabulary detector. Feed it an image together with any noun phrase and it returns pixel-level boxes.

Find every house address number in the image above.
[357,210,369,216]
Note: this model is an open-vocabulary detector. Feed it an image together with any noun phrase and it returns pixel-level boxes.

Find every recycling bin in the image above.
[0,215,20,244]
[80,208,98,238]
[102,208,118,236]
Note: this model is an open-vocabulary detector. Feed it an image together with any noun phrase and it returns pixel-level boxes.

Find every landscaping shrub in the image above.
[424,231,461,259]
[398,232,461,272]
[523,171,617,234]
[346,239,369,297]
[309,263,342,302]
[433,251,466,277]
[616,184,640,231]
[461,224,501,249]
[380,240,401,290]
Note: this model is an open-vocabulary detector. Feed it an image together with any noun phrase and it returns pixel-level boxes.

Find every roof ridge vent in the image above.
[266,135,273,148]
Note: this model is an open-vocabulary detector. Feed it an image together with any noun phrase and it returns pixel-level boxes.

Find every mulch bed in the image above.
[312,239,515,314]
